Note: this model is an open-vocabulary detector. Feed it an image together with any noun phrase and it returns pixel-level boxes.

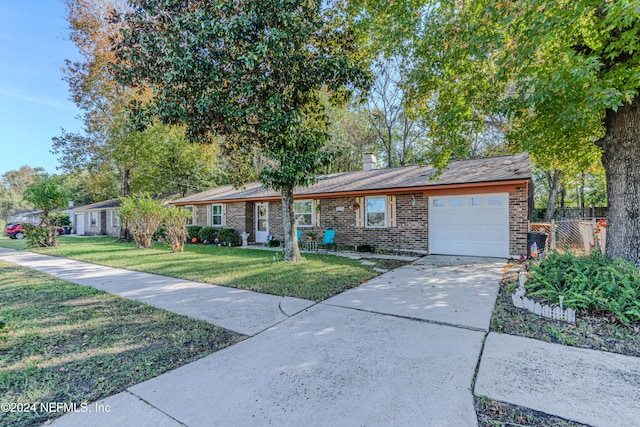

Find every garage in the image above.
[428,193,509,258]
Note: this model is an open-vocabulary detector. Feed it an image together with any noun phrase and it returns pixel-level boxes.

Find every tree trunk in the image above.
[281,186,304,262]
[122,168,131,196]
[117,168,133,242]
[39,208,57,247]
[544,170,561,222]
[600,99,640,265]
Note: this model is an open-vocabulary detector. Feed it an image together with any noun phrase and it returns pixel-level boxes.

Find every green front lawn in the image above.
[0,260,244,427]
[0,236,396,301]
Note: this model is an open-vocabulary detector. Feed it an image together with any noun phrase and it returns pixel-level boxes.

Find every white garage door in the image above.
[428,193,509,258]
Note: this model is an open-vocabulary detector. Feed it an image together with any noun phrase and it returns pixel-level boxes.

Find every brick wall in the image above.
[192,202,256,243]
[186,184,529,256]
[290,193,429,252]
[509,185,529,257]
[195,205,208,226]
[225,202,248,242]
[245,202,254,241]
[266,201,284,239]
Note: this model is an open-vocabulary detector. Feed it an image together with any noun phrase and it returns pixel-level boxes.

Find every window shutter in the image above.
[206,205,212,226]
[355,197,365,228]
[313,199,321,226]
[387,195,397,227]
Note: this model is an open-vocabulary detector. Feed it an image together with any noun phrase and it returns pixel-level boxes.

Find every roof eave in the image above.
[171,178,530,205]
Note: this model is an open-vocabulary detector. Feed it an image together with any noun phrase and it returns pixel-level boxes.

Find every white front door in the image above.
[255,203,269,243]
[428,193,509,258]
[76,214,85,235]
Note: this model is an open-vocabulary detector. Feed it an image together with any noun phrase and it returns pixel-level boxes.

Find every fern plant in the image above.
[526,251,640,325]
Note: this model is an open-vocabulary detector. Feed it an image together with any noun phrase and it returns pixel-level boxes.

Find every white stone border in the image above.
[512,271,576,324]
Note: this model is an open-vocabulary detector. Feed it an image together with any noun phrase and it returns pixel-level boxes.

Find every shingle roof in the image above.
[73,198,121,211]
[172,153,531,204]
[74,193,181,211]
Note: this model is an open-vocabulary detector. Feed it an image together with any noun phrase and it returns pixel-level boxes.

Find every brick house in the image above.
[171,153,532,258]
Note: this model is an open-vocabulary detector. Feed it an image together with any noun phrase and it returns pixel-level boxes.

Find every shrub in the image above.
[266,239,280,247]
[163,206,189,253]
[217,228,235,246]
[49,211,71,226]
[23,224,55,248]
[198,227,218,244]
[119,193,164,248]
[526,251,640,324]
[187,225,202,243]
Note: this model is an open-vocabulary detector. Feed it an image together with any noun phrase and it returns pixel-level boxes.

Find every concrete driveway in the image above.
[326,255,504,331]
[37,254,505,427]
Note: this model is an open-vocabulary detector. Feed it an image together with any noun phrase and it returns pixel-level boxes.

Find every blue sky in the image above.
[0,2,83,176]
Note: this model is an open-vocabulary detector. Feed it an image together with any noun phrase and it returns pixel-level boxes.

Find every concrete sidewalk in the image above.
[0,248,314,336]
[476,332,640,427]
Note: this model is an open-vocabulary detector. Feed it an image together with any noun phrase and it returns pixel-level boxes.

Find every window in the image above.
[90,212,97,226]
[212,204,223,226]
[449,198,463,207]
[432,199,445,207]
[366,196,386,227]
[294,200,313,227]
[112,211,120,227]
[471,197,483,206]
[184,206,194,225]
[488,196,503,206]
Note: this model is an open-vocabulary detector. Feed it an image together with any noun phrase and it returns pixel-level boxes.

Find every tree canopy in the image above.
[114,0,370,261]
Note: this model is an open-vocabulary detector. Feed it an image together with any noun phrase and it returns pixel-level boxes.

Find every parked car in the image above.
[4,222,65,239]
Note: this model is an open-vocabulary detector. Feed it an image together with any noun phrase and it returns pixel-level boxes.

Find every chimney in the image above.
[68,200,74,209]
[362,153,376,171]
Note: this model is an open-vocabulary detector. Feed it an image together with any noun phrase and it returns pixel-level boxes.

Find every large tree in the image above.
[56,0,224,199]
[354,0,639,264]
[114,0,369,261]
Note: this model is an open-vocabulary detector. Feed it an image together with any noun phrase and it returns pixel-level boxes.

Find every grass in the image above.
[0,236,402,301]
[0,260,244,427]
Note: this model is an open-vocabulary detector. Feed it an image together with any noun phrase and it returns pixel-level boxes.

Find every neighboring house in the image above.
[73,194,179,236]
[7,209,42,224]
[73,199,122,237]
[171,153,532,258]
[7,204,75,227]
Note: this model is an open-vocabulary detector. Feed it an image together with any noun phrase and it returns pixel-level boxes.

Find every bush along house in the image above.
[171,153,532,258]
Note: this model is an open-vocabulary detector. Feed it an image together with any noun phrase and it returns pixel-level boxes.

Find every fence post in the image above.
[550,219,556,251]
[592,218,598,252]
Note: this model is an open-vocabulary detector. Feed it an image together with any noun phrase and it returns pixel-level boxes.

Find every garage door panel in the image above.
[429,193,509,258]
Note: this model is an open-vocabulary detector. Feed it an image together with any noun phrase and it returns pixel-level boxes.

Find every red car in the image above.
[4,222,64,239]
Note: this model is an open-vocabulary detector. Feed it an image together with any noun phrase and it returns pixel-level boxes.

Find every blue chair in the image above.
[318,229,336,251]
[296,229,302,244]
